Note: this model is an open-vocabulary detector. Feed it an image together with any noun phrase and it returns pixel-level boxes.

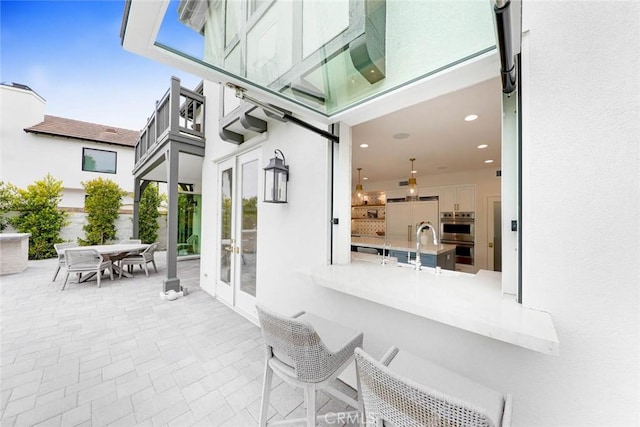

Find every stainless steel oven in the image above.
[440,212,475,266]
[440,212,475,242]
[451,242,474,265]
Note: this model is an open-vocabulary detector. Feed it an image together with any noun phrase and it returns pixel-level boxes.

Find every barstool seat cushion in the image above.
[387,350,506,426]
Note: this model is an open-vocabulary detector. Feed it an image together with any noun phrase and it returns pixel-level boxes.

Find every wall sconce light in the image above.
[263,149,289,203]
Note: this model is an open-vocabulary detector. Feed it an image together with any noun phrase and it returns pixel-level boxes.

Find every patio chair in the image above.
[354,347,512,427]
[118,242,158,278]
[62,249,113,290]
[52,242,78,282]
[256,304,364,427]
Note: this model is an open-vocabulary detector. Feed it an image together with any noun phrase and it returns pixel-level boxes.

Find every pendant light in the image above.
[354,167,364,205]
[406,158,419,201]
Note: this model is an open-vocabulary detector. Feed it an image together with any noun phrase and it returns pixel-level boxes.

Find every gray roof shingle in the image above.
[24,115,139,147]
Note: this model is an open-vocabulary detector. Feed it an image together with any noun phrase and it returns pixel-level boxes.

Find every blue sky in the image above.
[1,0,202,130]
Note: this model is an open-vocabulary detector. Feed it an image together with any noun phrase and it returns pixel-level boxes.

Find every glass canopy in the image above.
[155,0,496,118]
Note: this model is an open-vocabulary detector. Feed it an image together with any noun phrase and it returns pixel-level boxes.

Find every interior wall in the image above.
[366,167,500,271]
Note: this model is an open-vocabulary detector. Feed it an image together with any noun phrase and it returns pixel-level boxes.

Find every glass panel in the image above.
[159,0,496,118]
[225,43,243,79]
[177,194,201,256]
[302,0,349,58]
[82,148,116,174]
[156,1,204,58]
[239,160,258,297]
[246,0,293,85]
[219,167,233,285]
[248,0,267,17]
[225,0,242,46]
[443,224,472,234]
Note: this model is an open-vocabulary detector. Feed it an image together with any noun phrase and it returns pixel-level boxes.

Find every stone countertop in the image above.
[310,255,559,355]
[352,236,456,255]
[0,233,31,240]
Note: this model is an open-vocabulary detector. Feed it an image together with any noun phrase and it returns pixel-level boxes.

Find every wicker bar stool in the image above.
[256,305,364,426]
[355,347,512,427]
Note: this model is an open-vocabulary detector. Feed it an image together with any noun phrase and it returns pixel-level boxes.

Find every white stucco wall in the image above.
[197,2,639,426]
[0,85,135,208]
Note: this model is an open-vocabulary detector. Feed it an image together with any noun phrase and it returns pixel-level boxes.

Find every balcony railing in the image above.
[135,77,205,164]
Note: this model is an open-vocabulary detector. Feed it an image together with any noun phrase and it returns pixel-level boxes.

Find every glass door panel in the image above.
[219,165,234,286]
[216,150,260,316]
[178,193,201,256]
[239,159,258,298]
[234,150,260,314]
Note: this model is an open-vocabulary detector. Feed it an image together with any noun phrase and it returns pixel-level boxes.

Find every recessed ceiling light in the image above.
[464,114,478,122]
[359,143,369,148]
[363,177,369,180]
[411,170,417,174]
[484,159,494,164]
[393,132,410,139]
[477,144,488,149]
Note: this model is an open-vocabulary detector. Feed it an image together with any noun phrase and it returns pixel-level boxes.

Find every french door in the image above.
[216,149,260,317]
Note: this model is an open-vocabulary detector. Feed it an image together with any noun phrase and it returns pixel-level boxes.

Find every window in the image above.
[82,148,117,174]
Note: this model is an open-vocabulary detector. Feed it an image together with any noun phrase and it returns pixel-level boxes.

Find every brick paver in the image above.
[1,253,356,426]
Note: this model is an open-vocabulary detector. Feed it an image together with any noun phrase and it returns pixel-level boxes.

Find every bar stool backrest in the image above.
[355,348,503,427]
[256,305,335,383]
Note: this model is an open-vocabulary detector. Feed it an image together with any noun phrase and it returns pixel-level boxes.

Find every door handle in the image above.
[489,242,494,248]
[224,246,233,252]
[235,247,241,254]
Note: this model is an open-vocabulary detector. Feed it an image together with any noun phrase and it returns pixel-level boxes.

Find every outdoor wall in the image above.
[0,84,135,208]
[198,82,243,297]
[4,212,167,250]
[197,2,639,426]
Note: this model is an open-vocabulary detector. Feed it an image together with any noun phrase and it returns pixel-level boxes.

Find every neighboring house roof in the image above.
[24,115,139,147]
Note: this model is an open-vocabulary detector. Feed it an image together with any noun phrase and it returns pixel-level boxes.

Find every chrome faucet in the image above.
[414,222,439,271]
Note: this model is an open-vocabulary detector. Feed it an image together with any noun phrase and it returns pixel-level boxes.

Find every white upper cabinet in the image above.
[439,185,475,212]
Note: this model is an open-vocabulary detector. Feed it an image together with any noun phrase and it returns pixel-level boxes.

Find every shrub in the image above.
[0,181,18,231]
[138,182,161,244]
[80,178,126,245]
[10,175,67,259]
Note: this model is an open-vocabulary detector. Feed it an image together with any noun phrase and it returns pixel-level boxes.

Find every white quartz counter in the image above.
[311,255,559,355]
[351,236,456,255]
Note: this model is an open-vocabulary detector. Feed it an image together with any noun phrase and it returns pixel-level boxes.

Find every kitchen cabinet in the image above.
[386,201,439,241]
[351,204,386,237]
[439,185,475,212]
[387,250,455,270]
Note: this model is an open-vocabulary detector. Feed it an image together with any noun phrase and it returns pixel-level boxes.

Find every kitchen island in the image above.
[351,236,456,270]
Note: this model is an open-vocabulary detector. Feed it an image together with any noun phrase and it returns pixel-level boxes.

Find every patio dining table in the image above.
[65,243,149,281]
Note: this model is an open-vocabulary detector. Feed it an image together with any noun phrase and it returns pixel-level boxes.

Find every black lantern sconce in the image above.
[263,149,289,203]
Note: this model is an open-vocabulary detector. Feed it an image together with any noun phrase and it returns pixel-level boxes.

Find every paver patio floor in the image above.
[1,254,356,426]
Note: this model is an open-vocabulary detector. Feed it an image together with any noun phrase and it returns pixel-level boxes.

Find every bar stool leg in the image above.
[304,384,316,426]
[259,361,273,427]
